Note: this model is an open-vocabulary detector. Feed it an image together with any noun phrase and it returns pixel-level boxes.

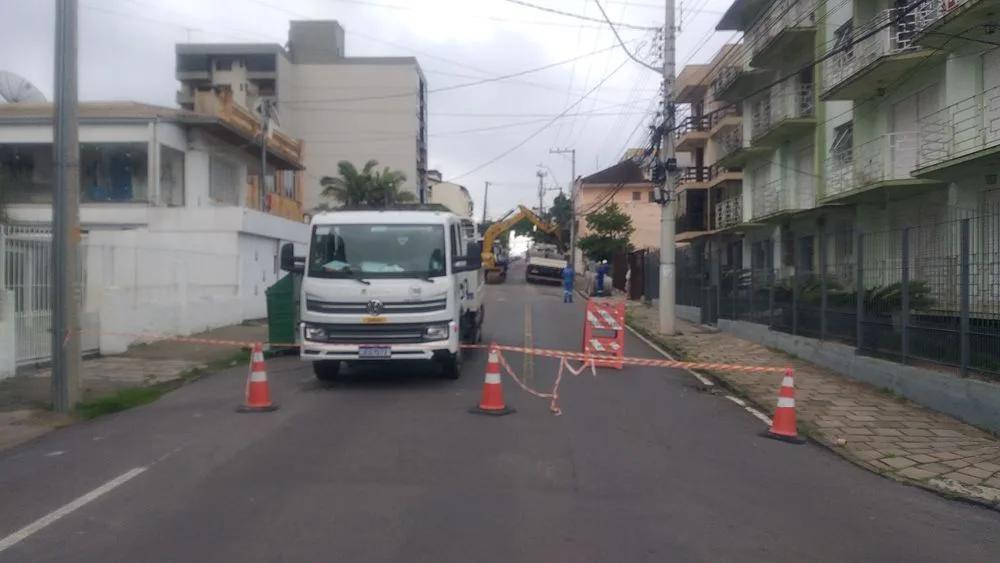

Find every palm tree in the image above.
[319,159,379,207]
[369,166,414,207]
[318,160,416,208]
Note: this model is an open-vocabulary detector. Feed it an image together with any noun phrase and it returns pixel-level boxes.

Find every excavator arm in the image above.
[481,205,564,270]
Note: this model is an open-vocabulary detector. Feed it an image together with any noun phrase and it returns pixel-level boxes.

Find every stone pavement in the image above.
[626,300,1000,507]
[0,321,267,452]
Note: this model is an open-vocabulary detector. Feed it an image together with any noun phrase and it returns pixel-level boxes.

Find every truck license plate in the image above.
[359,346,391,359]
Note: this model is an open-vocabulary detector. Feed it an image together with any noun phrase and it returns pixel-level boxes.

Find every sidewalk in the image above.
[625,300,1000,507]
[0,321,267,452]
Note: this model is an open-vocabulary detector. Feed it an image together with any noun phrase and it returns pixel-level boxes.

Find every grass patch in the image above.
[74,349,251,420]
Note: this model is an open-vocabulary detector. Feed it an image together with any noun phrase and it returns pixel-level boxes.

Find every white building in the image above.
[427,170,473,218]
[175,20,428,211]
[0,95,309,376]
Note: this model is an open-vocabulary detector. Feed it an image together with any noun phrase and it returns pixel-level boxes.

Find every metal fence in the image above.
[639,213,1000,380]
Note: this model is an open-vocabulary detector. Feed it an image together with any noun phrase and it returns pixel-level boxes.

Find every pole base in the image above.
[237,403,280,413]
[469,405,515,416]
[760,429,805,444]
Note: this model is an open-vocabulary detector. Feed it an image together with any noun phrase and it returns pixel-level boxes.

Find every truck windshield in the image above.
[307,223,447,279]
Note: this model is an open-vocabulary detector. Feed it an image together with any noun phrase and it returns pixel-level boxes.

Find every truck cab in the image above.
[280,207,484,381]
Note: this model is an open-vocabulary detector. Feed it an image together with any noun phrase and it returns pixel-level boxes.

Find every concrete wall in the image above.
[671,304,1000,433]
[290,62,421,210]
[430,181,474,218]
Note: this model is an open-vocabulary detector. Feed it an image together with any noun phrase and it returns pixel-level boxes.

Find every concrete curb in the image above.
[617,305,1000,512]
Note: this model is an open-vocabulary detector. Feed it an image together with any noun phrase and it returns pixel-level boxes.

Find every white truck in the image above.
[524,242,568,284]
[279,207,485,381]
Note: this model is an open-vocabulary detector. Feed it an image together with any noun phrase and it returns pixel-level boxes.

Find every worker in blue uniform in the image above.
[595,259,609,296]
[562,263,575,303]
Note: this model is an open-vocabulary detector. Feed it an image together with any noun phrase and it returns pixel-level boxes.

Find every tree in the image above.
[577,202,634,263]
[318,159,414,208]
[368,166,415,206]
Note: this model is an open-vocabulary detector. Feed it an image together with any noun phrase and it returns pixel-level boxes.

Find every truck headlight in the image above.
[304,326,327,341]
[423,325,449,341]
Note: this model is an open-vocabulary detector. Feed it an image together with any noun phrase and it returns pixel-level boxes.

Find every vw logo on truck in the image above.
[366,299,385,316]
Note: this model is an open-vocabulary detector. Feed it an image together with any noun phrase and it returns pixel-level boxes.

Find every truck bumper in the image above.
[299,322,461,362]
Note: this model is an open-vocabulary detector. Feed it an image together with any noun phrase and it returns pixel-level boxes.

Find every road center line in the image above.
[0,467,147,553]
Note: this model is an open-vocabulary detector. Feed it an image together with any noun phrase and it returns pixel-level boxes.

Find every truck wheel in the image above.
[313,360,342,382]
[441,350,463,380]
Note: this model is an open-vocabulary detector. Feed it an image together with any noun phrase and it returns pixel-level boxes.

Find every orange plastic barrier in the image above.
[581,299,625,369]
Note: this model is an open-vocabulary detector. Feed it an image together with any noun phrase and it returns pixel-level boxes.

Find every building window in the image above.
[209,156,241,206]
[282,170,296,198]
[160,145,185,207]
[833,21,853,58]
[632,191,641,201]
[648,190,655,203]
[81,143,149,202]
[831,121,853,165]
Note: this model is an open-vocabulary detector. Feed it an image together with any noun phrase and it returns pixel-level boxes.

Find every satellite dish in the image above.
[0,71,47,103]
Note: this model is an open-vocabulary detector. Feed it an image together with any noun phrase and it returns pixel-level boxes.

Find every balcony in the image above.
[751,177,815,220]
[709,105,742,137]
[193,89,305,169]
[246,176,305,222]
[912,0,996,50]
[821,8,946,101]
[716,126,770,168]
[677,166,711,192]
[707,164,743,188]
[823,132,943,203]
[750,81,816,146]
[711,65,773,104]
[717,0,773,31]
[746,0,818,69]
[676,188,712,242]
[715,195,744,230]
[915,86,1000,180]
[675,115,710,152]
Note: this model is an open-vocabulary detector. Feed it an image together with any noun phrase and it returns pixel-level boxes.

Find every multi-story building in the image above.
[673,44,746,271]
[0,91,309,373]
[175,20,428,211]
[427,169,474,219]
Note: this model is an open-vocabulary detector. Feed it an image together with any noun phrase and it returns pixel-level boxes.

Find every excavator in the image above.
[480,205,566,284]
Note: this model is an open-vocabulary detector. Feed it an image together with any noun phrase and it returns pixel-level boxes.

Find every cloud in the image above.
[0,0,737,218]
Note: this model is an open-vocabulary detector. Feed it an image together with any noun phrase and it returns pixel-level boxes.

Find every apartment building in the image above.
[673,44,746,270]
[175,20,428,211]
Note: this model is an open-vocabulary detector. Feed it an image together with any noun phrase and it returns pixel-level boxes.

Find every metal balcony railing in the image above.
[750,81,815,141]
[679,166,711,185]
[827,132,921,198]
[823,7,920,94]
[918,85,1000,170]
[709,105,741,129]
[717,127,744,162]
[675,115,711,139]
[711,65,744,98]
[715,196,743,229]
[913,0,982,33]
[746,0,818,62]
[751,173,815,219]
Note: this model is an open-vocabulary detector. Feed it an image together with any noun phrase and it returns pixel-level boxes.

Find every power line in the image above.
[445,58,633,183]
[503,0,661,31]
[280,41,634,105]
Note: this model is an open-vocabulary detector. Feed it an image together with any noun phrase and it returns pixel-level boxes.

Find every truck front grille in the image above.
[308,322,437,344]
[306,298,446,315]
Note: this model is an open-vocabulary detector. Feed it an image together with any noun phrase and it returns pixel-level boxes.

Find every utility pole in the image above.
[536,170,547,216]
[549,148,576,268]
[658,0,678,335]
[52,0,82,412]
[482,181,490,224]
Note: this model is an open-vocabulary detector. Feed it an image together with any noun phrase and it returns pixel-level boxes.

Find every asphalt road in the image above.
[1,261,999,562]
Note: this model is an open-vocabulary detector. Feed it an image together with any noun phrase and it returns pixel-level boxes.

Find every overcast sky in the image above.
[0,0,738,219]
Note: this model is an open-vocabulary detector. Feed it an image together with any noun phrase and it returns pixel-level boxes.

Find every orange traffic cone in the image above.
[469,343,515,416]
[762,367,804,444]
[237,342,279,413]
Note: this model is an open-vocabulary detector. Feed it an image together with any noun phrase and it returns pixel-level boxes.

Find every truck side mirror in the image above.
[280,242,304,274]
[466,241,483,269]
